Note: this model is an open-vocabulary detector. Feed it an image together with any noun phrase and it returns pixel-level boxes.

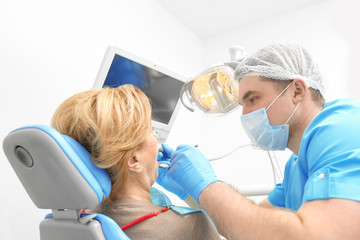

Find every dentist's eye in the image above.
[249,97,257,103]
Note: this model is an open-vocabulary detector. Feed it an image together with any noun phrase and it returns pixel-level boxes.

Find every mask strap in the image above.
[266,83,292,111]
[285,102,301,124]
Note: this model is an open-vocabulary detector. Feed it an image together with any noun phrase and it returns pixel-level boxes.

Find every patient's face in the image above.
[138,131,160,185]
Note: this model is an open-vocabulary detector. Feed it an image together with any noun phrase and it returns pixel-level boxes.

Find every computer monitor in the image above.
[93,46,186,142]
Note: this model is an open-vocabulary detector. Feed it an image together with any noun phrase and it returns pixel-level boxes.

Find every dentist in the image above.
[157,43,360,239]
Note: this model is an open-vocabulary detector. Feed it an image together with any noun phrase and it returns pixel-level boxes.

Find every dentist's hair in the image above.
[51,84,152,201]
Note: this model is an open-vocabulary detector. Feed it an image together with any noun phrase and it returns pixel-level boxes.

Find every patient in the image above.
[51,85,221,240]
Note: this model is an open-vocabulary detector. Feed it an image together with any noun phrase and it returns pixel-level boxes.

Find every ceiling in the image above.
[156,0,328,40]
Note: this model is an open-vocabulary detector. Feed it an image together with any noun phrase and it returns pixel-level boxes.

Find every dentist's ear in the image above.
[292,78,307,104]
[128,154,143,173]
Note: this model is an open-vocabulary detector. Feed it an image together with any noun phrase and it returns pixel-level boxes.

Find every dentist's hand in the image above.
[156,144,188,200]
[168,144,219,203]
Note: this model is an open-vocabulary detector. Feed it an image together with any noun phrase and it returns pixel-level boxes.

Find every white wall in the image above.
[203,0,353,99]
[200,0,360,201]
[0,0,202,239]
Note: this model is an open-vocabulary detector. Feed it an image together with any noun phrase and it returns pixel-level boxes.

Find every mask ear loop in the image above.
[284,102,301,124]
[265,83,293,111]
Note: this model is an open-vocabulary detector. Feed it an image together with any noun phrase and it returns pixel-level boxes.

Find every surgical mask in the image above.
[240,83,300,151]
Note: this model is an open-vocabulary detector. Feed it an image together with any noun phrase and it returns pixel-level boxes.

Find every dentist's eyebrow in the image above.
[240,90,259,103]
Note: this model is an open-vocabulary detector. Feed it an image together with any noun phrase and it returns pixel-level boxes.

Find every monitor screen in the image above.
[103,54,184,125]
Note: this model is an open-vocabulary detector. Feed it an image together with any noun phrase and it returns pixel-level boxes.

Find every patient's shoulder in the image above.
[191,211,221,239]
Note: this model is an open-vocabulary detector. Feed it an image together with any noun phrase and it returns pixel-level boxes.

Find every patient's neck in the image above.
[112,180,152,203]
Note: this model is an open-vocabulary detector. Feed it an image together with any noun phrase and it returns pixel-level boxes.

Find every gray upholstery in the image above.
[40,218,106,240]
[3,128,100,210]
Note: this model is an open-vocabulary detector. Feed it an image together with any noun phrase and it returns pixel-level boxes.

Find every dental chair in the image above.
[2,125,131,240]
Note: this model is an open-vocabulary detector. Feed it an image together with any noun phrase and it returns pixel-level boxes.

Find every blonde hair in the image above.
[51,85,152,201]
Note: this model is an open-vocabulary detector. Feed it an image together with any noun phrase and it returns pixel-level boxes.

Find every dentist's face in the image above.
[237,76,293,126]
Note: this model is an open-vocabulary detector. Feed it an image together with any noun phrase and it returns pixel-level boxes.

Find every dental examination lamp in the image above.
[179,46,248,160]
[180,46,244,117]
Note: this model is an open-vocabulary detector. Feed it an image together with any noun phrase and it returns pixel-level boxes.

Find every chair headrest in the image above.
[3,125,111,210]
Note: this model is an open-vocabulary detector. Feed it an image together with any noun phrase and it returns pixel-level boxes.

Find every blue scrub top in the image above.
[268,98,360,211]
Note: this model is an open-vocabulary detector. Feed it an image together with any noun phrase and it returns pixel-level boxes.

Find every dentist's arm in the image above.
[200,182,360,240]
[169,145,360,240]
[258,198,276,209]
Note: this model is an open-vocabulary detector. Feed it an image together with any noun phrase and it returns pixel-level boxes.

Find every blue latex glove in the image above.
[156,144,189,200]
[168,144,218,203]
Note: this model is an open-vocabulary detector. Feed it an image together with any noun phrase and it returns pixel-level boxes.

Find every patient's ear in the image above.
[128,154,143,173]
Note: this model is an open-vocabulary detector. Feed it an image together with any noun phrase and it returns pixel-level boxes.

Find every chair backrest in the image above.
[3,125,130,240]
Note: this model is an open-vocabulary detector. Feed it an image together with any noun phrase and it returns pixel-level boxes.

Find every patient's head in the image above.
[51,85,159,202]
